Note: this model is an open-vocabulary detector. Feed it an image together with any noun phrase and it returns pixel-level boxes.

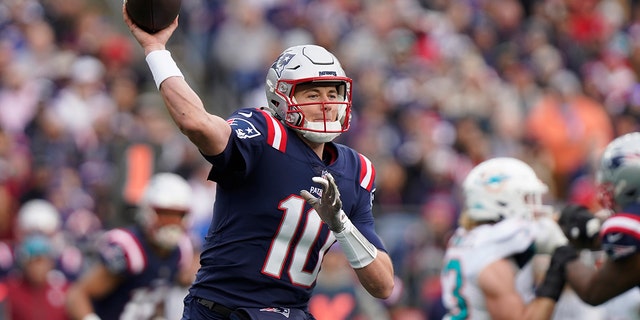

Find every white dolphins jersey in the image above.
[441,218,537,320]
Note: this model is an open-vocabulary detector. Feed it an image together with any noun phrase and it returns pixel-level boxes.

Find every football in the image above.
[125,0,181,34]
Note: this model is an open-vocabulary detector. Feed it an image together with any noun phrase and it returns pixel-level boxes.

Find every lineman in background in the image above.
[551,132,640,317]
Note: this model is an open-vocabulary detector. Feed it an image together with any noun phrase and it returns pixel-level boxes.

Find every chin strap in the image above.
[299,121,342,143]
[333,212,378,269]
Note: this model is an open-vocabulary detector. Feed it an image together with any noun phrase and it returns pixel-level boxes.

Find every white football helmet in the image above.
[463,157,551,221]
[265,44,352,143]
[597,132,640,212]
[17,199,61,236]
[138,172,192,250]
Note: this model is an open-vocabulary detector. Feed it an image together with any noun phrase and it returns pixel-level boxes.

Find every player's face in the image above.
[293,83,341,122]
[153,207,188,228]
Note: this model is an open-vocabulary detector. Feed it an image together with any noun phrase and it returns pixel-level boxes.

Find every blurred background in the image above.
[0,0,637,319]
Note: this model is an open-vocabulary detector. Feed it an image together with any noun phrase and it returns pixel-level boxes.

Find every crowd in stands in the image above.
[0,0,639,319]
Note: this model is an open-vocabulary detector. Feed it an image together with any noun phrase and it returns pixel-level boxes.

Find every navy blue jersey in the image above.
[93,225,193,320]
[189,107,384,310]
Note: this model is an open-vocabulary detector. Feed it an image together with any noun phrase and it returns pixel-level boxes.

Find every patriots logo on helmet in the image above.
[271,52,295,77]
[609,153,640,169]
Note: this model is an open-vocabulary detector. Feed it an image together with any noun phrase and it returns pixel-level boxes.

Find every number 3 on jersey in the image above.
[262,195,335,287]
[442,259,469,320]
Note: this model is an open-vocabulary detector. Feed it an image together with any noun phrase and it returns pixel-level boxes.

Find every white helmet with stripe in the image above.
[265,44,352,143]
[138,172,192,250]
[463,157,551,222]
[17,199,61,236]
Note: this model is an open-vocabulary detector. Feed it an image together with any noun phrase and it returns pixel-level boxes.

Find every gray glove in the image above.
[300,173,346,232]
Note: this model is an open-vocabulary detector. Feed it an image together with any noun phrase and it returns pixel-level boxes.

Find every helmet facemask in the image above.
[284,81,351,143]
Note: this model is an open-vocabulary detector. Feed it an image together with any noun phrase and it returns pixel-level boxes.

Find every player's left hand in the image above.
[536,245,578,301]
[300,173,346,232]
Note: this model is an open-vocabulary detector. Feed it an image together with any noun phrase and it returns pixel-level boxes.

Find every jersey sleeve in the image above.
[204,108,283,186]
[600,214,640,260]
[343,152,386,252]
[97,228,146,275]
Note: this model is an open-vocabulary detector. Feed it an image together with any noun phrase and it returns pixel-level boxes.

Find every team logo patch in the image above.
[480,173,509,193]
[259,307,290,318]
[228,118,261,139]
[608,244,636,259]
[271,52,295,77]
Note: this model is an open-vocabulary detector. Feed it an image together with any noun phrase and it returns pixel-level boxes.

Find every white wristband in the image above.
[333,213,378,269]
[82,313,101,320]
[145,50,184,89]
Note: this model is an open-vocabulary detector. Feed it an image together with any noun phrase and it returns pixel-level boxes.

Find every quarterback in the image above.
[122,5,394,320]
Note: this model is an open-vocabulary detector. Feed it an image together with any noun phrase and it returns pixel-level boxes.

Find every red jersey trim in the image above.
[258,109,287,152]
[358,154,375,191]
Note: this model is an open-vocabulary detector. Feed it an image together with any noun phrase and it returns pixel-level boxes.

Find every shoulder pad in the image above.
[601,214,640,260]
[473,219,534,258]
[227,108,288,152]
[258,108,288,152]
[358,153,375,191]
[99,229,147,274]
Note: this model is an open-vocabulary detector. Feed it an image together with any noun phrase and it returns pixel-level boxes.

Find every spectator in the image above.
[3,234,70,320]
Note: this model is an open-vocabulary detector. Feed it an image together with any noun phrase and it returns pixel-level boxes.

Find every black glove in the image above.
[535,245,579,301]
[558,204,601,250]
